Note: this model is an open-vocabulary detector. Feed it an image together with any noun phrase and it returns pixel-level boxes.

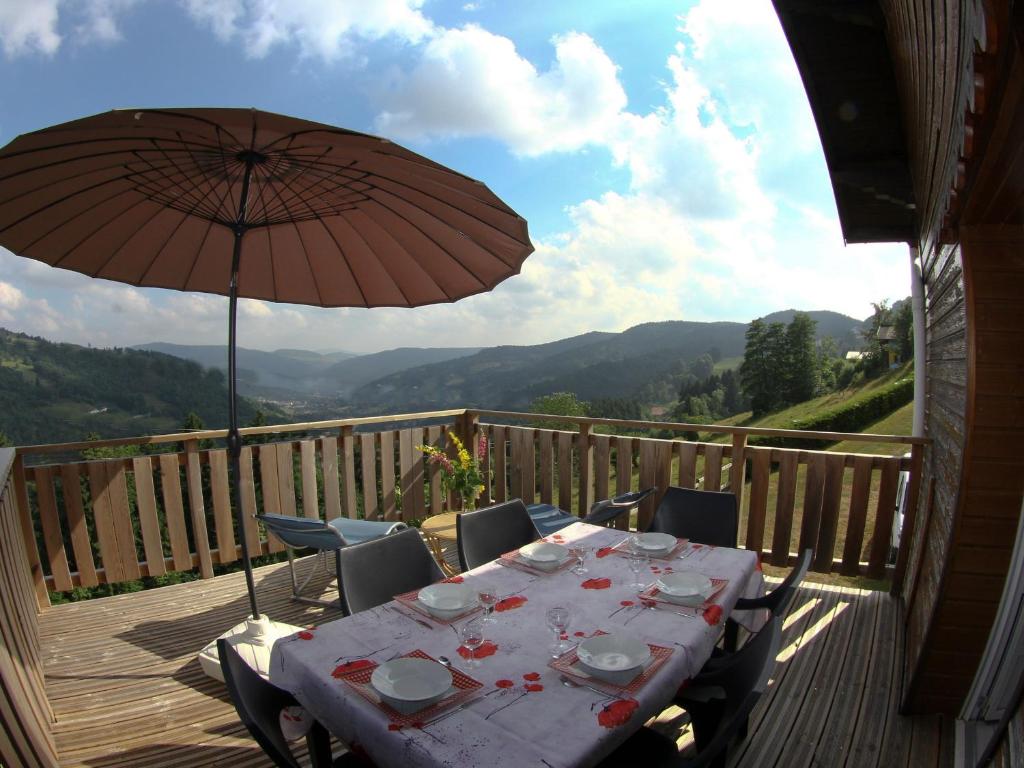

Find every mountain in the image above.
[136,342,481,398]
[351,312,866,411]
[1,330,280,446]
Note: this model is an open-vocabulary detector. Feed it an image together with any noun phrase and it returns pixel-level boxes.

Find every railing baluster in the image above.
[89,460,125,583]
[341,427,358,519]
[184,442,213,579]
[772,450,798,566]
[746,448,771,556]
[239,446,262,556]
[521,428,536,505]
[300,440,319,520]
[63,463,99,586]
[869,459,901,579]
[703,444,724,491]
[637,439,658,530]
[676,441,697,488]
[13,454,48,607]
[493,425,508,503]
[480,426,493,506]
[842,455,874,575]
[208,450,235,565]
[814,454,847,573]
[577,424,593,517]
[378,433,397,521]
[399,429,415,521]
[594,434,610,504]
[539,429,554,504]
[798,452,826,565]
[410,427,426,517]
[361,432,381,520]
[34,467,72,593]
[276,442,297,518]
[557,431,571,511]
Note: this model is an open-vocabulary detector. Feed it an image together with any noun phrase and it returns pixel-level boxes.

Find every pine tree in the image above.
[784,312,818,403]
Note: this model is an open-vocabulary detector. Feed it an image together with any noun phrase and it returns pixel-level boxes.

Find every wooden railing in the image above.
[10,409,928,607]
[0,447,58,768]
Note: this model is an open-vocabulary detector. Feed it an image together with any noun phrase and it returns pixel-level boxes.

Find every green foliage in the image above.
[754,375,915,448]
[0,328,282,446]
[529,391,589,430]
[740,312,822,417]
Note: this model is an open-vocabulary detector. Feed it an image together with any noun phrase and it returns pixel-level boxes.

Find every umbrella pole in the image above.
[228,230,260,621]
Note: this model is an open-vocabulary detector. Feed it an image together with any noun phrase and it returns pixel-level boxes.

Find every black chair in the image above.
[599,616,782,767]
[721,548,812,653]
[218,639,364,767]
[584,487,657,528]
[646,487,738,547]
[256,513,406,609]
[457,499,540,571]
[336,527,445,615]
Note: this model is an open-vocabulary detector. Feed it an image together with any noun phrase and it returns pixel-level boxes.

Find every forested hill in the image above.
[0,329,272,446]
[351,312,864,411]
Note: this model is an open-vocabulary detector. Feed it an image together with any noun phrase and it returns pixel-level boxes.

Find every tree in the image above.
[529,392,589,430]
[740,319,787,416]
[784,312,818,402]
[893,300,914,360]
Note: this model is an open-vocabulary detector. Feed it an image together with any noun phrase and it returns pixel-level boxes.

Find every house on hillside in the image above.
[876,325,900,367]
[775,0,1024,764]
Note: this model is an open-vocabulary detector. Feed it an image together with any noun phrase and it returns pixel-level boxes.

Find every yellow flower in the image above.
[458,447,471,469]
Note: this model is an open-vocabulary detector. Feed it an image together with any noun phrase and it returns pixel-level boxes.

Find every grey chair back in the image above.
[336,528,445,614]
[218,639,330,768]
[647,486,738,547]
[457,499,540,571]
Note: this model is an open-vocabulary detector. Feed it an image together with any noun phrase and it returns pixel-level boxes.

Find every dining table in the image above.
[270,521,766,768]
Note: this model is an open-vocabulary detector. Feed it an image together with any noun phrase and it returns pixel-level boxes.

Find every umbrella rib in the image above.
[178,216,221,292]
[137,139,238,223]
[312,217,377,308]
[286,219,326,307]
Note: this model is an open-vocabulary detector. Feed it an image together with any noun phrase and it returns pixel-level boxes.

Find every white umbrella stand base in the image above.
[198,614,304,682]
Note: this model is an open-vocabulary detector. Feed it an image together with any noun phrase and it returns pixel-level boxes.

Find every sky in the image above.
[0,0,911,355]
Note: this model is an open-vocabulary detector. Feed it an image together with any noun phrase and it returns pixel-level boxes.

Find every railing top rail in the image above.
[469,409,931,446]
[14,409,468,456]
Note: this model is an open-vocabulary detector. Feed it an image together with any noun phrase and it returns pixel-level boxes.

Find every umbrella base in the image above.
[198,614,304,682]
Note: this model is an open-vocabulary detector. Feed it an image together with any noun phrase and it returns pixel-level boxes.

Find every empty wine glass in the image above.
[460,619,485,669]
[477,580,498,625]
[569,546,589,575]
[545,606,571,658]
[627,551,648,589]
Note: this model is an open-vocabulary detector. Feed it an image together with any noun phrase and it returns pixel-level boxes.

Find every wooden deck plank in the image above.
[36,559,952,768]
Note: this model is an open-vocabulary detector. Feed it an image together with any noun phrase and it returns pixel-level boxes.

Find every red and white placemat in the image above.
[333,649,484,727]
[497,549,576,576]
[549,639,673,695]
[607,536,689,560]
[638,577,728,612]
[393,589,483,626]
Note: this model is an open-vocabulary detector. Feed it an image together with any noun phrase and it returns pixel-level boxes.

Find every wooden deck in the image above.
[39,557,954,768]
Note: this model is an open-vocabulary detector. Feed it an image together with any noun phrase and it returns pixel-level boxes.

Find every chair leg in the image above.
[335,550,347,615]
[723,620,739,653]
[688,700,725,753]
[306,721,334,768]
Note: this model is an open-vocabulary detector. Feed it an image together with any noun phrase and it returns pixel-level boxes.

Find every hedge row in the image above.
[752,375,915,449]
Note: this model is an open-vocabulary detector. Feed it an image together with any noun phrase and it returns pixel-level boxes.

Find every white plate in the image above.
[371,658,452,713]
[635,532,677,553]
[656,571,713,598]
[417,583,477,618]
[577,633,651,673]
[519,541,568,563]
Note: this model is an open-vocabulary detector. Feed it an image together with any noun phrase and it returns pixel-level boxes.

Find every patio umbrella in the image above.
[0,108,533,669]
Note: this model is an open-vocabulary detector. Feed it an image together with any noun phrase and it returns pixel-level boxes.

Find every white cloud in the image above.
[182,0,435,60]
[0,0,61,57]
[375,26,627,156]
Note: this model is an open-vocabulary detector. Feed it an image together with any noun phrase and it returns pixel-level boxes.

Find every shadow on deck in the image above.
[39,558,954,767]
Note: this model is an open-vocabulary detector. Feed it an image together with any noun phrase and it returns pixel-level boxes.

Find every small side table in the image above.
[420,511,460,576]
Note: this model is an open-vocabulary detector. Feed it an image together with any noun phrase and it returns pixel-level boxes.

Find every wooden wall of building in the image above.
[0,448,58,768]
[882,0,1024,713]
[985,693,1024,768]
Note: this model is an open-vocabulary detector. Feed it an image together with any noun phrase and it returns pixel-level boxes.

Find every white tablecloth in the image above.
[270,522,764,768]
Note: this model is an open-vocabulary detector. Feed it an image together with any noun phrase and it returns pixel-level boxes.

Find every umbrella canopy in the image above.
[0,108,534,624]
[0,108,532,306]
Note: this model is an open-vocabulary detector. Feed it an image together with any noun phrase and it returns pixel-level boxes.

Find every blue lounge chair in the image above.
[256,514,406,610]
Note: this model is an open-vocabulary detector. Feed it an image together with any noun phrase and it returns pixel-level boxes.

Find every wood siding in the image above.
[985,692,1024,768]
[0,448,58,768]
[881,0,1024,714]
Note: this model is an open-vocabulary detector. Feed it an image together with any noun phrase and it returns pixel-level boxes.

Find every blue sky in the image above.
[0,0,910,354]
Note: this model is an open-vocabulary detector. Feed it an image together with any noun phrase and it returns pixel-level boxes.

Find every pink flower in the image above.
[478,436,488,459]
